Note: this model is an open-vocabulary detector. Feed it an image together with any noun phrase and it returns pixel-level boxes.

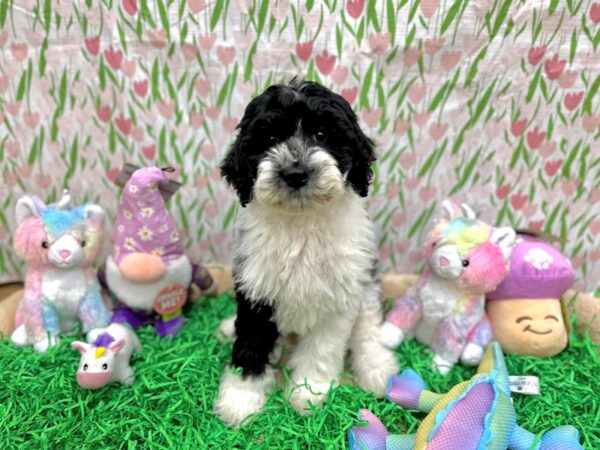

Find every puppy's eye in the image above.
[461,259,469,267]
[41,241,49,249]
[102,363,108,370]
[81,240,86,248]
[83,364,88,371]
[268,136,279,145]
[314,130,326,141]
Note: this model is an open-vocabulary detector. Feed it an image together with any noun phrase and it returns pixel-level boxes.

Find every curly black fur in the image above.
[220,79,375,206]
[231,288,279,377]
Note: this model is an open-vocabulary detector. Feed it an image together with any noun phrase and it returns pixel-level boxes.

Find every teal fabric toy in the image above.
[348,342,583,450]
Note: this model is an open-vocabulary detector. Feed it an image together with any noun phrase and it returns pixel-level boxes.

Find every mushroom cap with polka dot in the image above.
[487,235,574,301]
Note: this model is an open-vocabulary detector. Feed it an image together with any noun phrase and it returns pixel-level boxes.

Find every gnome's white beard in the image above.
[105,255,193,311]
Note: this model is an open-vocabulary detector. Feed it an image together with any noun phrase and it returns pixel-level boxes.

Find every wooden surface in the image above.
[0,284,22,338]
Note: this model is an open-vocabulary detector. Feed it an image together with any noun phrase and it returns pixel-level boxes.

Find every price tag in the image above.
[509,376,540,395]
[154,284,188,315]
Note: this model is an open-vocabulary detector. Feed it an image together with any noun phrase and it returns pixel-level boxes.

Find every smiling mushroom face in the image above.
[487,298,567,357]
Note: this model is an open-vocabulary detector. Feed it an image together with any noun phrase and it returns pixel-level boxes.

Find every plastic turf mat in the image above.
[1,293,598,449]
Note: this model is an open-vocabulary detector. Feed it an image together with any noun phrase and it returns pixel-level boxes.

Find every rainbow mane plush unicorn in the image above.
[11,192,112,352]
[381,200,516,374]
[348,342,584,450]
[72,323,141,389]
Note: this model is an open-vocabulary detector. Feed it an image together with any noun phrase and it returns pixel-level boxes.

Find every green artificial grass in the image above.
[1,293,599,449]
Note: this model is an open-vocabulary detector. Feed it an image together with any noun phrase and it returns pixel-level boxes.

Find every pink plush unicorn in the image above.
[11,192,112,352]
[380,200,516,374]
[72,323,141,389]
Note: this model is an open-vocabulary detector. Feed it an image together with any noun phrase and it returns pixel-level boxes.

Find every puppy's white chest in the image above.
[270,234,348,332]
[42,268,87,318]
[235,199,374,335]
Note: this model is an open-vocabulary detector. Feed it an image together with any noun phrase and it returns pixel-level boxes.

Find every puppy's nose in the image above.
[281,165,309,189]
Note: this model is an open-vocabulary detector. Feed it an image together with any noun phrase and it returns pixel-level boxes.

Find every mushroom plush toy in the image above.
[486,234,574,357]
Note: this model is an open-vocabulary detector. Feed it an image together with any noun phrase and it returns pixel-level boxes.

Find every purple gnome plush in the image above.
[103,167,213,337]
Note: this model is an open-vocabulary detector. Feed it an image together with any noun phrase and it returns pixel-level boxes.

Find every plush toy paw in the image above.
[432,354,454,375]
[33,334,60,353]
[460,343,484,366]
[380,322,405,349]
[288,378,332,414]
[11,324,29,347]
[214,368,273,427]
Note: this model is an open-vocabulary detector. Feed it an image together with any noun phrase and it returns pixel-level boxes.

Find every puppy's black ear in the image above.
[221,94,268,206]
[348,129,376,197]
[340,99,376,197]
[220,138,254,207]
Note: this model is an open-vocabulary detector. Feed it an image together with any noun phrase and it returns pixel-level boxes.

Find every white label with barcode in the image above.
[509,376,540,395]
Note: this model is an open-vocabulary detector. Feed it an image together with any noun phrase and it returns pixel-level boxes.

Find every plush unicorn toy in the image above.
[11,192,112,352]
[72,323,141,389]
[380,200,516,374]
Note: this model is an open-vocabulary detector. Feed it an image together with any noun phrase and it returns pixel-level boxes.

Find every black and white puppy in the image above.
[214,79,398,426]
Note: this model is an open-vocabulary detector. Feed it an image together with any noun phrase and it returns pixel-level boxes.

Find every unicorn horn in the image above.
[460,203,476,220]
[56,189,72,209]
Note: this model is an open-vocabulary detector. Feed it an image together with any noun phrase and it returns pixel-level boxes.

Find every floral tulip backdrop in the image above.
[0,0,599,290]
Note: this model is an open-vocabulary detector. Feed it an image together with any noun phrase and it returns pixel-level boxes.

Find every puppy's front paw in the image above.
[379,322,404,349]
[214,368,273,427]
[288,379,333,415]
[353,346,399,397]
[460,343,484,366]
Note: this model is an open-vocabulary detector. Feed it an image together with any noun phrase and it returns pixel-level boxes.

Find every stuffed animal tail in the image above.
[385,369,426,409]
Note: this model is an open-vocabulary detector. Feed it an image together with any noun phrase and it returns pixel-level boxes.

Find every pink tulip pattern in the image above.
[0,0,599,289]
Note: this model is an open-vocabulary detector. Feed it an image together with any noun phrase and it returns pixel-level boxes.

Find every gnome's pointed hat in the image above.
[111,167,184,264]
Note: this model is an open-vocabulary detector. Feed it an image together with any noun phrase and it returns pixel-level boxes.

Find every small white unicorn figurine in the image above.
[71,323,141,389]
